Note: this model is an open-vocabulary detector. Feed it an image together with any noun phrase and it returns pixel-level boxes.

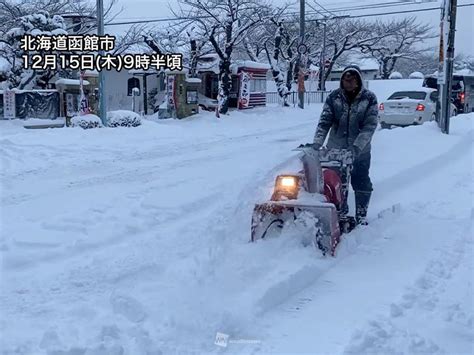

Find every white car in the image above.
[198,93,218,111]
[378,88,456,129]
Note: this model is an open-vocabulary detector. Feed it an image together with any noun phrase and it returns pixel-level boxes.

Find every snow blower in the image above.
[250,145,357,256]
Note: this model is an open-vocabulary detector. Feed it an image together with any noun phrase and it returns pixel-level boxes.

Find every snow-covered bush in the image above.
[107,110,142,127]
[389,71,403,79]
[409,71,424,79]
[71,114,102,129]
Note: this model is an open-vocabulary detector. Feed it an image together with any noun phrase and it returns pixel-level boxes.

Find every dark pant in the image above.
[351,151,373,193]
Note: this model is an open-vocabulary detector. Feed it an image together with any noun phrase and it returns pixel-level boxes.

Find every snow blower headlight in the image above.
[272,175,300,201]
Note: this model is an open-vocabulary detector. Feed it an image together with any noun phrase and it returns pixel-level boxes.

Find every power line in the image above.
[341,3,473,19]
[105,3,474,27]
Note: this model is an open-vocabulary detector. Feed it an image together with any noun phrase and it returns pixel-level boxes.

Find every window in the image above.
[388,91,426,100]
[429,91,438,102]
[250,79,266,93]
[128,78,140,96]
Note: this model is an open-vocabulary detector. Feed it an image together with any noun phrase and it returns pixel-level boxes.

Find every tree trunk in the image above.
[189,38,198,78]
[381,58,390,79]
[218,57,232,114]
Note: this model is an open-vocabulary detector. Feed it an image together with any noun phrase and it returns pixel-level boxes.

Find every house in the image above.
[196,54,270,109]
[326,58,380,82]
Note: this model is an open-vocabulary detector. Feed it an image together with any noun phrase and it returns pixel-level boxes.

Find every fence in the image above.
[266,90,330,106]
[0,90,60,119]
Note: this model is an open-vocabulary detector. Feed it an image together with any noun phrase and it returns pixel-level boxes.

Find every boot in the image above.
[355,191,371,225]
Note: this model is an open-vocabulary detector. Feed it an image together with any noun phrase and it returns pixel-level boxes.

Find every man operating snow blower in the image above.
[313,65,378,225]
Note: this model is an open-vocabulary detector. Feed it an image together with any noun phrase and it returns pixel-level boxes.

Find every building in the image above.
[196,54,270,109]
[326,58,380,82]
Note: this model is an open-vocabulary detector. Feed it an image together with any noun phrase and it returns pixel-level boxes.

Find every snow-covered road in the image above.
[1,107,472,354]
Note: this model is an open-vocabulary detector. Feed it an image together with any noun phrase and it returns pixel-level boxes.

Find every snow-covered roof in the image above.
[196,54,270,75]
[185,78,202,83]
[333,57,379,72]
[129,68,160,75]
[454,69,474,76]
[0,89,58,93]
[230,60,270,74]
[0,57,10,72]
[54,79,90,86]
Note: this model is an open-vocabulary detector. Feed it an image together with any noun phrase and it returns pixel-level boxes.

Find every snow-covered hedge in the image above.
[409,71,424,79]
[389,71,403,79]
[107,110,142,127]
[71,114,102,129]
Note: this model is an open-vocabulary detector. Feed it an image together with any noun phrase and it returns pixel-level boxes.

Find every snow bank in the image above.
[389,71,403,79]
[1,107,472,354]
[71,114,102,129]
[409,71,424,79]
[107,110,142,127]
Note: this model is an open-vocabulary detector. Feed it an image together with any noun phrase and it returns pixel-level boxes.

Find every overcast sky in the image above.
[109,0,473,55]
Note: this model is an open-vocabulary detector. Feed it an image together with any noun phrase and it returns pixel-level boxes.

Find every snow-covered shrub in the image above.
[389,71,403,79]
[409,71,424,79]
[107,110,142,127]
[71,114,102,129]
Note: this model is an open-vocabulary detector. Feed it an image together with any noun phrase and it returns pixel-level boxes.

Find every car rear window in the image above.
[388,91,427,100]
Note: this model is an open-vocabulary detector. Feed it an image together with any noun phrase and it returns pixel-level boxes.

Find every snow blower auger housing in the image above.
[251,145,356,256]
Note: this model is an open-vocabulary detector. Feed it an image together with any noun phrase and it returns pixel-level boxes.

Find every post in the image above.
[443,0,457,134]
[298,0,305,109]
[321,21,327,92]
[97,0,107,126]
[437,0,457,134]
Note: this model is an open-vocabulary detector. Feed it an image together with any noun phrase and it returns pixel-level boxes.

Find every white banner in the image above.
[239,72,251,108]
[3,90,16,119]
[167,76,175,109]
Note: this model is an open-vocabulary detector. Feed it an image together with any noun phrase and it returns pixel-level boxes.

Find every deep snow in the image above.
[0,106,472,354]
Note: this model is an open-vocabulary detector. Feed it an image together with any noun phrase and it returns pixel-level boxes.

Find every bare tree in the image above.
[322,18,388,83]
[173,0,272,115]
[393,52,438,77]
[0,0,144,88]
[359,17,435,79]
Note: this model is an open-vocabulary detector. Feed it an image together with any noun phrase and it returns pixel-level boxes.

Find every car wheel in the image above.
[380,122,391,129]
[431,113,436,121]
[452,109,457,117]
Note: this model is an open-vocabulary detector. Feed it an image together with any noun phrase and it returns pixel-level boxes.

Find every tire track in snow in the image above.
[219,129,473,324]
[343,215,473,354]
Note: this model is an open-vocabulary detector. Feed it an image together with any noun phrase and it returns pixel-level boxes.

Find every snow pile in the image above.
[71,114,102,129]
[389,71,403,79]
[409,71,424,79]
[0,106,472,354]
[107,110,142,128]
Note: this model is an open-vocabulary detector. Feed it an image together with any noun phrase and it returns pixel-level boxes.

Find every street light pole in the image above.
[437,0,457,134]
[319,20,327,92]
[97,0,107,126]
[298,0,305,109]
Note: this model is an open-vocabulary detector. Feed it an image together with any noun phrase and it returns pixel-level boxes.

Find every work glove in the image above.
[298,143,322,150]
[350,145,361,159]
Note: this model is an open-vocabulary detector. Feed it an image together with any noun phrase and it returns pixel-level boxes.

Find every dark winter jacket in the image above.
[313,66,378,154]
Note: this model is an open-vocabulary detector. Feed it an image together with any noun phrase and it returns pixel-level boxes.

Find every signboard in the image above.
[3,90,16,119]
[167,75,175,109]
[66,93,75,116]
[239,72,251,108]
[187,90,198,104]
[79,71,90,115]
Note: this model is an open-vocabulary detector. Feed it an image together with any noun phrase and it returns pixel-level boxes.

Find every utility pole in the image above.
[298,0,305,109]
[437,0,457,134]
[97,0,107,126]
[318,20,327,92]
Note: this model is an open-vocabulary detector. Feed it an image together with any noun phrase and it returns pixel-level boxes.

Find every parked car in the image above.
[198,93,218,111]
[378,88,456,129]
[423,73,474,113]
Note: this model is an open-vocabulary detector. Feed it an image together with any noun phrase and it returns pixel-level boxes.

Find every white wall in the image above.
[104,70,159,114]
[266,78,425,102]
